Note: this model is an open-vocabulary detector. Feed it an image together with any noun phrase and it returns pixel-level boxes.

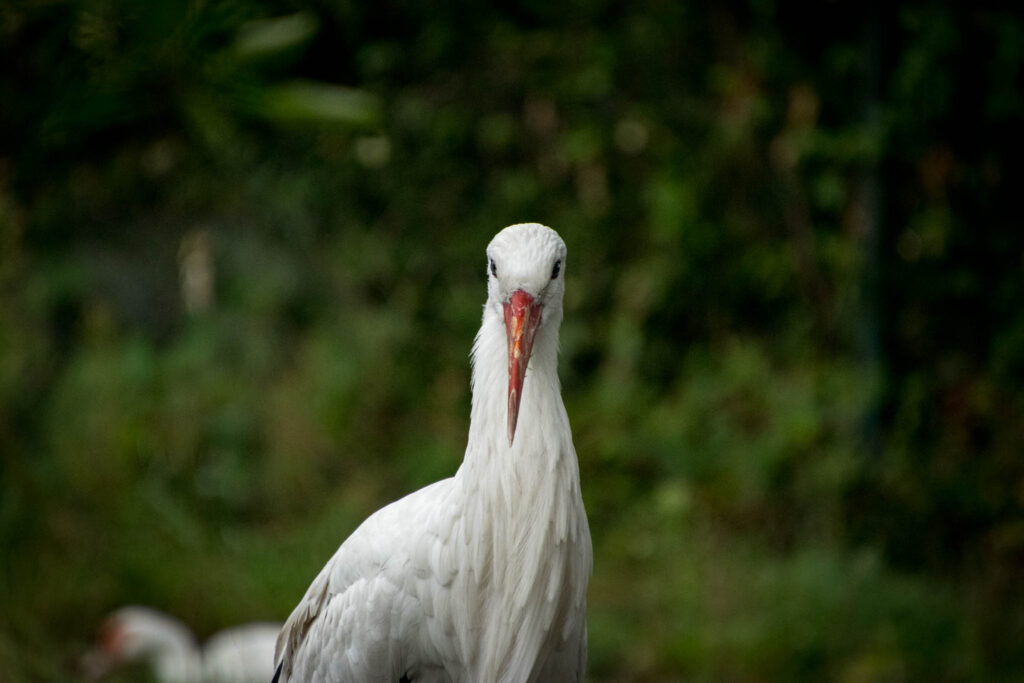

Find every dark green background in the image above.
[2,1,1022,680]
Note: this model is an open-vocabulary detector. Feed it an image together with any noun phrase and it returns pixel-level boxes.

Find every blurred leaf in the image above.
[252,80,381,127]
[232,11,319,59]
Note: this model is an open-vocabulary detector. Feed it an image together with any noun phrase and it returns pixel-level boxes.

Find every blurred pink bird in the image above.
[87,605,281,683]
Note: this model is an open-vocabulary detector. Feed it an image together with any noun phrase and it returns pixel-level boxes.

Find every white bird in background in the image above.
[87,605,281,683]
[274,223,592,682]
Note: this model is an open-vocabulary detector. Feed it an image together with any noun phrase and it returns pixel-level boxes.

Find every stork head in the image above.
[485,223,567,446]
[83,606,196,680]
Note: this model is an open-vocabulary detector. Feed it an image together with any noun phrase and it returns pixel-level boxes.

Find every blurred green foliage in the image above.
[1,0,1022,680]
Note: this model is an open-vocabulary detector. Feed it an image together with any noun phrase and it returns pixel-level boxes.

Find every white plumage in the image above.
[274,223,592,683]
[88,605,281,683]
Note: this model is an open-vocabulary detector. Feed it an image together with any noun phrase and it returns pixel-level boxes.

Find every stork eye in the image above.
[489,259,497,277]
[551,259,561,279]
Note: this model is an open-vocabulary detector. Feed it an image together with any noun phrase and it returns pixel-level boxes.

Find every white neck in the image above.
[453,301,589,681]
[153,648,202,683]
[134,628,202,683]
[459,301,570,505]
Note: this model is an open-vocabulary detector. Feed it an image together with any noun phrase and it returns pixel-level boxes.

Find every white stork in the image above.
[87,605,281,682]
[274,223,592,682]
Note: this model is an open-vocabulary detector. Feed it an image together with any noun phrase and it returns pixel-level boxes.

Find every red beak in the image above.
[503,289,543,446]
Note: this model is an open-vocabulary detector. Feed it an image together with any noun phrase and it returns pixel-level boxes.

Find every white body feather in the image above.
[275,224,592,682]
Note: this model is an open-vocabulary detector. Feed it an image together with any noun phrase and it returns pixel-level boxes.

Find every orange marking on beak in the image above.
[503,289,543,445]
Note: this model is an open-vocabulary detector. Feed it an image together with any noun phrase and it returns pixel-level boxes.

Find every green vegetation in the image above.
[2,1,1022,680]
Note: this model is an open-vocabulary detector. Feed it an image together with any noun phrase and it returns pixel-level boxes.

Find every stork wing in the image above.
[274,479,460,683]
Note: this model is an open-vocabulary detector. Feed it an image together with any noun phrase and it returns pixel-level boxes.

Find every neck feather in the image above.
[463,303,566,478]
[147,633,202,683]
[453,302,589,680]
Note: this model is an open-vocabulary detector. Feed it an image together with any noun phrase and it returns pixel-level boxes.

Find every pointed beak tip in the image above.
[506,388,519,447]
